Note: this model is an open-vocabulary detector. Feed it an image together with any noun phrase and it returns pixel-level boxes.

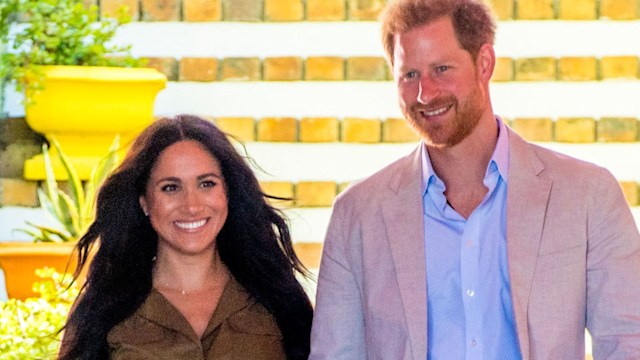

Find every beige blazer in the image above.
[310,128,640,360]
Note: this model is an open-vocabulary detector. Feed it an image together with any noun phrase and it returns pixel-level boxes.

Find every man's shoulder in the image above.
[526,141,607,176]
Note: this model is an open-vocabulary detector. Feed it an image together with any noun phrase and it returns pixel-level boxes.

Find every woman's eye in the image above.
[201,180,216,188]
[161,184,178,192]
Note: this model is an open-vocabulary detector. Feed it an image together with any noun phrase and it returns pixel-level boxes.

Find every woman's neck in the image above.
[152,250,229,295]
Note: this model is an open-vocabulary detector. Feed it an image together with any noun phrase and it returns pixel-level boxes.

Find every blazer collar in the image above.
[505,127,552,360]
[381,144,428,360]
[379,131,552,360]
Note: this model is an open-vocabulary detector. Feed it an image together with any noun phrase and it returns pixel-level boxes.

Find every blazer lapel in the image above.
[381,145,427,360]
[505,129,552,360]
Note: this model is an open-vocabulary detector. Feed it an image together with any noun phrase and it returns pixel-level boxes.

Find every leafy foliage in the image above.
[19,136,119,242]
[0,267,79,358]
[0,0,144,103]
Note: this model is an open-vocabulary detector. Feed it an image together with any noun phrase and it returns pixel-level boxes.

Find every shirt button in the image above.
[465,240,473,248]
[466,289,475,297]
[471,339,477,347]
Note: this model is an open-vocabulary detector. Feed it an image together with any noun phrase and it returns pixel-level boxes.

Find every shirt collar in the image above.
[421,116,510,195]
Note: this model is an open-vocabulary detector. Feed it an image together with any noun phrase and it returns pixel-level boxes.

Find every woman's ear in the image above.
[139,196,149,216]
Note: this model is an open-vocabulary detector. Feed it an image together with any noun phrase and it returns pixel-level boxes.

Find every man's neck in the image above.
[426,113,499,218]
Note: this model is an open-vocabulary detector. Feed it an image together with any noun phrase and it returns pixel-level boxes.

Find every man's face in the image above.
[393,16,489,148]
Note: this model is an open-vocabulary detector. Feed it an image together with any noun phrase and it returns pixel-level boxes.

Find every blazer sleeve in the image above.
[586,167,640,359]
[309,198,366,360]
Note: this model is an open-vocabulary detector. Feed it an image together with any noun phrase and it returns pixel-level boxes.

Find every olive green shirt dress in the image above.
[107,277,286,359]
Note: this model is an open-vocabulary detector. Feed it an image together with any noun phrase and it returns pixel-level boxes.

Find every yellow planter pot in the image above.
[23,65,167,180]
[0,242,80,300]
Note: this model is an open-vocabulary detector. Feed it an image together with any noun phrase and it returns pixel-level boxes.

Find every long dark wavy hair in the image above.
[59,115,313,359]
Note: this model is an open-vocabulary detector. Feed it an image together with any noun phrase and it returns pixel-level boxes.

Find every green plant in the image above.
[19,136,119,242]
[0,267,79,358]
[0,0,19,117]
[0,0,143,104]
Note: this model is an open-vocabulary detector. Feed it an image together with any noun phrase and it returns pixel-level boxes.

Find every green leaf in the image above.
[56,190,80,238]
[41,143,61,217]
[36,188,59,225]
[84,136,119,216]
[51,137,85,212]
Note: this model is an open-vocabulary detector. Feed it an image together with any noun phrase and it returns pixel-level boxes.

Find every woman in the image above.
[59,115,313,359]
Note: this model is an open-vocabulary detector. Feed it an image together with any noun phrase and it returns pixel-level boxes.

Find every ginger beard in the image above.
[401,80,485,149]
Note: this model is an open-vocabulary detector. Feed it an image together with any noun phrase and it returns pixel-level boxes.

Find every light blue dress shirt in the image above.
[421,118,521,360]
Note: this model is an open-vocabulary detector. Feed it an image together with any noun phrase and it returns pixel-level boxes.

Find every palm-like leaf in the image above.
[19,136,119,242]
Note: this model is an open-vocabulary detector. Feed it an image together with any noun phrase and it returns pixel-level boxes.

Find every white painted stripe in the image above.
[113,21,640,58]
[243,143,640,183]
[1,205,638,244]
[149,81,640,119]
[5,81,640,119]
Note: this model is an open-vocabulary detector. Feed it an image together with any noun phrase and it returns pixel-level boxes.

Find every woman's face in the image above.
[140,140,228,257]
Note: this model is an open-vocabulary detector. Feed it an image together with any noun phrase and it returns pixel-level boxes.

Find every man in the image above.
[309,0,640,359]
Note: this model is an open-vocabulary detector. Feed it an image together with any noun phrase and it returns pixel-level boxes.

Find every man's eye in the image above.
[405,71,418,79]
[435,65,449,73]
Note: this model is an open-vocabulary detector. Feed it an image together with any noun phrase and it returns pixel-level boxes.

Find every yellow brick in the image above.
[342,118,382,143]
[257,117,298,142]
[179,57,218,82]
[597,117,639,142]
[222,0,262,21]
[600,0,638,19]
[511,118,553,142]
[299,117,339,142]
[492,57,514,82]
[348,0,385,20]
[489,0,514,19]
[307,0,345,20]
[183,0,221,21]
[517,0,555,19]
[0,179,38,207]
[305,57,344,81]
[293,242,323,269]
[383,118,420,143]
[554,118,596,143]
[558,57,597,81]
[220,57,261,81]
[558,0,596,19]
[141,0,181,21]
[260,181,294,198]
[264,57,303,81]
[600,56,639,80]
[619,181,639,206]
[346,57,388,81]
[296,181,337,207]
[265,0,304,21]
[214,117,256,142]
[146,57,179,81]
[101,0,139,19]
[515,57,556,81]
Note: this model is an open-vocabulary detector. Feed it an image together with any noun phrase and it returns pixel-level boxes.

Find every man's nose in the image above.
[417,76,440,104]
